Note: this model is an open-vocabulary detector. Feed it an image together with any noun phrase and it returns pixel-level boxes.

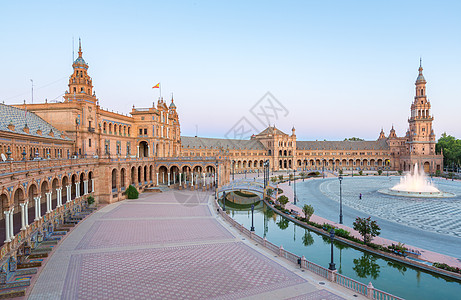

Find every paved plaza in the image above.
[27,190,363,300]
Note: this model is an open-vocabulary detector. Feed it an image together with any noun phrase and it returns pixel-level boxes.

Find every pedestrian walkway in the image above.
[27,190,364,299]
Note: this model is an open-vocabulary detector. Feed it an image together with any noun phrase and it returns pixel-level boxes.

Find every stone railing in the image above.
[0,158,98,177]
[214,198,403,300]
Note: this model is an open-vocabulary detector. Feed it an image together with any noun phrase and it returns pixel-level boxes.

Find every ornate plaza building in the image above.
[0,43,442,268]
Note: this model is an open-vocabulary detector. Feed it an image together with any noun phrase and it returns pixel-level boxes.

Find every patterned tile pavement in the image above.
[27,190,362,300]
[102,203,211,219]
[76,218,233,249]
[286,290,346,300]
[63,242,306,300]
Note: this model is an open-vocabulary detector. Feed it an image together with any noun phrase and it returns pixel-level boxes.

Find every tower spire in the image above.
[78,38,82,58]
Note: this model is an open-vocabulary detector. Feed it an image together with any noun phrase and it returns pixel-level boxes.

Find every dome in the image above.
[169,101,176,109]
[416,73,426,83]
[73,56,88,67]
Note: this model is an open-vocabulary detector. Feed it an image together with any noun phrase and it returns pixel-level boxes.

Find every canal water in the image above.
[221,201,461,300]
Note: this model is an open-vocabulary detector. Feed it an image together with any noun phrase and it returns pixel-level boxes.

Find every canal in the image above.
[221,200,461,300]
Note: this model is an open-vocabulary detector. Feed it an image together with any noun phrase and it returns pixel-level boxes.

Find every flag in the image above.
[152,83,160,89]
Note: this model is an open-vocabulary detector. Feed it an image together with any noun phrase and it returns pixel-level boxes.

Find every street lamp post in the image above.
[245,169,247,179]
[250,204,255,231]
[232,160,235,181]
[328,228,336,271]
[223,191,226,211]
[294,169,297,205]
[339,175,343,224]
[215,162,218,199]
[258,168,260,178]
[322,159,325,179]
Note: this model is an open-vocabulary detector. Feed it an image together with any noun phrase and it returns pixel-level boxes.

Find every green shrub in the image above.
[87,195,95,205]
[334,228,350,238]
[435,169,441,177]
[126,185,139,199]
[377,169,383,175]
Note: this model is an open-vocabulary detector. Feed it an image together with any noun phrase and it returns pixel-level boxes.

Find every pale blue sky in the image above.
[2,1,460,140]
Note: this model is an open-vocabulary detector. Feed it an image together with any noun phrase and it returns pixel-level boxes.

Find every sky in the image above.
[1,1,460,141]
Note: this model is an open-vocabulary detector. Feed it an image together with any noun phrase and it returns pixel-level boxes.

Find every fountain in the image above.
[379,163,455,198]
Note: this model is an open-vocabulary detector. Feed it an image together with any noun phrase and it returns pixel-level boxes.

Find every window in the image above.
[139,129,143,135]
[89,121,92,128]
[144,128,147,135]
[89,139,92,147]
[141,117,145,120]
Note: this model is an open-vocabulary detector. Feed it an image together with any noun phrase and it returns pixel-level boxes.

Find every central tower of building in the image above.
[407,60,436,156]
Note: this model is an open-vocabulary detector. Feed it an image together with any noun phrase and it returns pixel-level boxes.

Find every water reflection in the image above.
[277,218,289,230]
[387,261,407,276]
[221,201,461,299]
[353,253,381,280]
[302,229,314,247]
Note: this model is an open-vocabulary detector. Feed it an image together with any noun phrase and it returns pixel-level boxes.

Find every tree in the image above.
[266,188,273,199]
[358,170,363,176]
[277,195,289,208]
[126,185,139,199]
[344,137,364,141]
[352,216,381,243]
[302,204,314,222]
[299,172,306,178]
[377,169,383,175]
[289,174,294,181]
[338,169,343,175]
[278,175,284,181]
[271,177,277,183]
[436,133,461,169]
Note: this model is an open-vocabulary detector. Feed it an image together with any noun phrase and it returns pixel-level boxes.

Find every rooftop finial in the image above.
[419,57,422,68]
[78,38,82,58]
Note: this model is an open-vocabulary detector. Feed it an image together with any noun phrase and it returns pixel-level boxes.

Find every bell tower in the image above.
[63,39,96,103]
[407,60,435,155]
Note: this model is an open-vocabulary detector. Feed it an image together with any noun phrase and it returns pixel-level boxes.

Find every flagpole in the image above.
[160,82,162,100]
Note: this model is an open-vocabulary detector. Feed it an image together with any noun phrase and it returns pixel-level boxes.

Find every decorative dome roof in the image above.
[416,58,426,84]
[73,56,87,66]
[169,100,176,109]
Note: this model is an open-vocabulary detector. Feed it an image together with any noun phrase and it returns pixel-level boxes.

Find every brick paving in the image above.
[102,203,211,219]
[76,218,233,250]
[63,242,305,300]
[27,190,364,300]
[286,290,346,300]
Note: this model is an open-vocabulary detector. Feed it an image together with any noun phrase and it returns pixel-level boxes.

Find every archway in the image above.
[424,162,430,173]
[131,166,136,184]
[40,181,49,216]
[80,173,85,196]
[170,166,180,184]
[159,166,168,185]
[62,176,68,201]
[112,169,118,191]
[52,178,59,209]
[12,188,24,235]
[137,166,142,184]
[28,184,37,225]
[120,168,126,190]
[71,174,77,199]
[139,141,149,158]
[88,172,93,192]
[0,193,8,243]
